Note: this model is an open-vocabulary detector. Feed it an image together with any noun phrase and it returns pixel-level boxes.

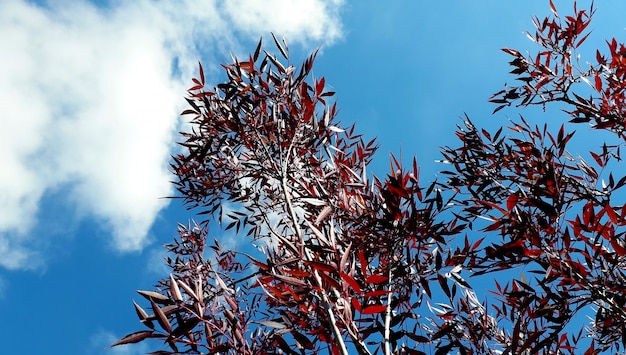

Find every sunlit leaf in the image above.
[151,299,172,333]
[109,331,161,347]
[169,274,183,303]
[136,290,172,305]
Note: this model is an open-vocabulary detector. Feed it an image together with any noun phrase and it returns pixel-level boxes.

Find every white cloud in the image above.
[0,0,344,269]
[223,0,344,45]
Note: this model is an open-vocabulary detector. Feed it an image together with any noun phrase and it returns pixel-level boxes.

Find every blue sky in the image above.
[1,0,626,354]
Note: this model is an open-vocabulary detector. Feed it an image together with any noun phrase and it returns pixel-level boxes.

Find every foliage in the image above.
[112,2,626,354]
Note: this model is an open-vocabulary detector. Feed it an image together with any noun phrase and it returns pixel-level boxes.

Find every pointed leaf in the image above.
[366,274,388,284]
[136,290,173,305]
[169,274,183,303]
[133,300,155,329]
[151,299,172,333]
[133,300,149,322]
[171,317,201,337]
[361,304,388,315]
[306,260,337,273]
[258,320,287,329]
[549,0,558,17]
[253,37,263,62]
[109,331,161,347]
[507,193,519,210]
[340,242,352,272]
[594,74,602,92]
[177,279,199,301]
[198,61,205,85]
[271,33,288,60]
[340,271,362,295]
[315,205,333,224]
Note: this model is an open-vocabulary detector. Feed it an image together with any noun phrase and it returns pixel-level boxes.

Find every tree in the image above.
[112,2,626,354]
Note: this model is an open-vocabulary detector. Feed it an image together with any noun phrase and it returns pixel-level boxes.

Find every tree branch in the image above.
[280,174,350,355]
[383,266,393,355]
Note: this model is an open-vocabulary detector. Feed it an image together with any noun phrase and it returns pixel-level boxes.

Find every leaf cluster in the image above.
[113,3,626,354]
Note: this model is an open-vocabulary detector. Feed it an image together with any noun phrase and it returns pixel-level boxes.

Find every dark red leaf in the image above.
[590,151,603,167]
[594,74,602,92]
[549,0,558,17]
[306,260,337,273]
[502,48,521,56]
[171,317,201,337]
[525,249,542,257]
[316,77,325,96]
[339,271,362,295]
[507,193,519,210]
[198,61,205,86]
[109,331,161,347]
[151,299,172,333]
[366,274,388,284]
[576,31,591,48]
[361,304,387,315]
[253,37,262,62]
[351,297,362,312]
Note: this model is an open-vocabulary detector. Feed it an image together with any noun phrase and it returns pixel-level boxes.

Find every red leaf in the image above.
[249,257,269,271]
[584,340,596,355]
[198,61,205,85]
[472,237,485,250]
[502,48,521,57]
[316,77,325,96]
[339,271,362,295]
[358,250,368,277]
[507,193,519,210]
[361,304,387,315]
[109,331,160,347]
[283,269,310,277]
[151,299,172,333]
[610,238,626,256]
[172,317,201,337]
[480,200,509,216]
[351,297,362,312]
[306,261,337,273]
[366,274,388,284]
[549,0,558,17]
[576,32,591,48]
[524,249,542,257]
[590,151,603,167]
[605,204,619,224]
[594,74,602,92]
